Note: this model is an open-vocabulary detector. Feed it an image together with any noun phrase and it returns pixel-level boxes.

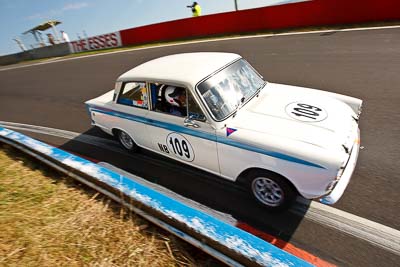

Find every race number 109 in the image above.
[286,102,328,122]
[166,133,195,161]
[292,103,322,120]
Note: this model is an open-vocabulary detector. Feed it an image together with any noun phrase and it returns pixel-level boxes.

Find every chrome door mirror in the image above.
[184,116,200,128]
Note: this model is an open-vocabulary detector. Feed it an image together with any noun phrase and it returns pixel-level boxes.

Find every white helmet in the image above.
[165,86,183,107]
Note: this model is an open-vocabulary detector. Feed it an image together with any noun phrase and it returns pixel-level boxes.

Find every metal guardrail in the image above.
[0,126,313,267]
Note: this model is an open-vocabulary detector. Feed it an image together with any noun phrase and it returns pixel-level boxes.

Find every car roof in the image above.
[117,52,241,86]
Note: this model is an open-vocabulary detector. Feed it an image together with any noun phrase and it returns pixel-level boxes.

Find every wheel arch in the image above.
[111,127,139,145]
[236,167,299,194]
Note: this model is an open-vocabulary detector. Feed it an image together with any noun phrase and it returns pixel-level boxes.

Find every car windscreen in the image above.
[197,59,265,121]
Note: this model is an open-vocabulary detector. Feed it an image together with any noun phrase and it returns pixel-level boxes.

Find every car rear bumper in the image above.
[319,129,360,205]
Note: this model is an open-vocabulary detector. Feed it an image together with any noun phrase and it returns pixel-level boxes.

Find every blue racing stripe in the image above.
[90,105,216,141]
[217,137,325,169]
[88,104,325,169]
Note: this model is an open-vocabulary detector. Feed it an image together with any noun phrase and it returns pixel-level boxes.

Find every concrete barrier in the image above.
[0,43,72,66]
[0,126,313,267]
[29,43,71,59]
[0,51,33,66]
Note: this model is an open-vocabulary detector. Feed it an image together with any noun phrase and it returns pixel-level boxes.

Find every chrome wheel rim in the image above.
[119,131,133,149]
[251,177,284,207]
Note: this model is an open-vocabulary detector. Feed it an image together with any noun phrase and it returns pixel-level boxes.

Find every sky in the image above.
[0,0,301,55]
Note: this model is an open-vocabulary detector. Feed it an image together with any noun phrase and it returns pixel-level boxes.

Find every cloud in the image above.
[62,2,89,11]
[25,2,89,21]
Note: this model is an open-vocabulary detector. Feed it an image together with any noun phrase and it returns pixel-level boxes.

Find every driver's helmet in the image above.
[165,86,184,107]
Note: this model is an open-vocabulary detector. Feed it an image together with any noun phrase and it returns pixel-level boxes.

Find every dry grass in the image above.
[0,144,221,267]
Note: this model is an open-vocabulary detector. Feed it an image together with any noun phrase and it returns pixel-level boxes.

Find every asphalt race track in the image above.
[1,27,399,266]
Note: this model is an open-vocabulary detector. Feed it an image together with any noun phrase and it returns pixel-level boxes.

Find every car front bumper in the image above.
[319,129,360,205]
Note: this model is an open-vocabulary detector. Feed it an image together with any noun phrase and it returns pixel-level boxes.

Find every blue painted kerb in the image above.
[0,126,313,267]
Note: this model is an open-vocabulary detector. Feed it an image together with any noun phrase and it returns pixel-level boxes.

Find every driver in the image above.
[165,86,187,116]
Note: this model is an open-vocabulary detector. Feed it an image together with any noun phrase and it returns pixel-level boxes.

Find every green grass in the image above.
[0,144,220,266]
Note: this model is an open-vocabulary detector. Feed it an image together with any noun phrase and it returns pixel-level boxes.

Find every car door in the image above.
[146,83,220,175]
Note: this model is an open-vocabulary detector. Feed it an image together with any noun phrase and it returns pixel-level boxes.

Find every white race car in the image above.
[86,52,362,210]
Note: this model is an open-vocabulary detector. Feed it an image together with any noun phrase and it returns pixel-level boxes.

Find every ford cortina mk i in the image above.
[86,52,362,210]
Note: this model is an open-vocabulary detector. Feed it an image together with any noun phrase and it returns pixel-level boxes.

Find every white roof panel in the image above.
[117,52,241,86]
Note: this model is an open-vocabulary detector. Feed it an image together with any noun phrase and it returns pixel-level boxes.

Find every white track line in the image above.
[1,24,400,72]
[1,121,400,256]
[292,200,400,256]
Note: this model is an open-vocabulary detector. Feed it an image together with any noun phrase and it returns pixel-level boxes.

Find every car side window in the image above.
[117,82,148,109]
[150,83,188,117]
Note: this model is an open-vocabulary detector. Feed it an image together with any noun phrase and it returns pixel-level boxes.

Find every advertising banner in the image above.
[69,31,122,53]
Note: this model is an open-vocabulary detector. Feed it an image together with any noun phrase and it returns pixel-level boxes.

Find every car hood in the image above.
[229,83,359,152]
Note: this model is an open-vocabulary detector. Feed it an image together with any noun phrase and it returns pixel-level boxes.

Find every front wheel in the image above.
[116,130,139,152]
[247,170,296,211]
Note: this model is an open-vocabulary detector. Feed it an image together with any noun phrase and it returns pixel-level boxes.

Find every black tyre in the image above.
[116,130,139,152]
[246,170,296,211]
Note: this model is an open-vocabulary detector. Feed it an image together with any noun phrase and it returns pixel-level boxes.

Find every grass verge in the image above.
[0,144,220,266]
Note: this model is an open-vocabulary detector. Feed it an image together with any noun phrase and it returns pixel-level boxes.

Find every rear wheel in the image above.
[116,130,139,152]
[246,170,296,211]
